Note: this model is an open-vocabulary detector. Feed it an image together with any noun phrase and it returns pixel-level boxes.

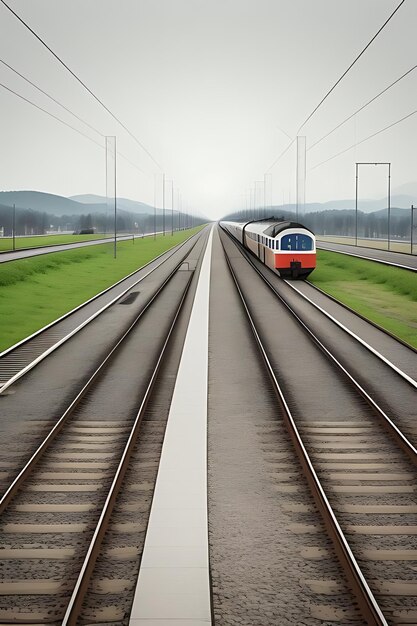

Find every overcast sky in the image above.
[0,0,416,218]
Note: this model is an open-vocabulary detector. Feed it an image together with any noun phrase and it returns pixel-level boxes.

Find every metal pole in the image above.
[264,174,272,219]
[114,143,117,259]
[162,173,166,236]
[171,181,174,235]
[105,136,117,258]
[412,205,415,254]
[12,203,15,251]
[104,146,107,237]
[387,162,391,251]
[296,136,306,221]
[153,175,157,240]
[355,163,358,246]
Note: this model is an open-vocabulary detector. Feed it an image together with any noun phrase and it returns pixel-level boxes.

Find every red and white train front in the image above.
[221,219,316,279]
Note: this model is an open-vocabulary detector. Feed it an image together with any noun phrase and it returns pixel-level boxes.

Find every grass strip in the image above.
[309,250,417,349]
[0,228,203,351]
[0,233,116,252]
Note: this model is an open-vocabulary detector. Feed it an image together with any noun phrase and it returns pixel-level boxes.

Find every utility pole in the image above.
[153,174,157,240]
[171,180,174,235]
[12,203,16,251]
[105,136,117,258]
[162,173,166,236]
[296,136,306,221]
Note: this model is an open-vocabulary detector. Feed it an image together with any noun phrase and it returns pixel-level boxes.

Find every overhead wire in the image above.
[265,0,407,174]
[296,0,407,134]
[0,81,103,148]
[308,63,417,152]
[0,57,104,139]
[0,79,146,175]
[309,107,417,171]
[265,138,296,173]
[0,0,163,172]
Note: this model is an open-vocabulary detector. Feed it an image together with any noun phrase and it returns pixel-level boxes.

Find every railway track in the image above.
[219,226,417,626]
[291,277,417,358]
[0,229,209,624]
[0,229,201,393]
[220,226,417,447]
[283,279,417,386]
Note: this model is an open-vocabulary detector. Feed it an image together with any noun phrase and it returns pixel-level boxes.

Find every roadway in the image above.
[0,232,163,263]
[317,239,417,271]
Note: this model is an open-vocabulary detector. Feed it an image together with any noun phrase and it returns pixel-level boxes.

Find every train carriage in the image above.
[220,219,316,279]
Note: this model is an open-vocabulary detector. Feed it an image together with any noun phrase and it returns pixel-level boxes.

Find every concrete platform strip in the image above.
[129,228,213,625]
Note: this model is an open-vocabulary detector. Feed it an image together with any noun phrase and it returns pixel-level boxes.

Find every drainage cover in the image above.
[119,291,140,305]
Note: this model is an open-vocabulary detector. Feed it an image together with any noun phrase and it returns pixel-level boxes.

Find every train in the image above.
[220,219,316,279]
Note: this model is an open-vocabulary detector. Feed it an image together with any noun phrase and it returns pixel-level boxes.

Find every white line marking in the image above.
[129,229,213,624]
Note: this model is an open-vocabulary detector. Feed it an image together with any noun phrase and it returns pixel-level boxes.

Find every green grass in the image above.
[0,227,203,351]
[0,233,117,252]
[309,250,417,348]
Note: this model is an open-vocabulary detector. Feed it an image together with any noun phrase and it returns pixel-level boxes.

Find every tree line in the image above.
[0,204,204,236]
[223,207,414,240]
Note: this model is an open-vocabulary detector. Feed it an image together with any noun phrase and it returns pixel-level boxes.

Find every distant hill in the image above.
[0,191,108,216]
[1,191,86,215]
[70,194,157,215]
[392,181,417,199]
[0,191,161,217]
[272,194,416,215]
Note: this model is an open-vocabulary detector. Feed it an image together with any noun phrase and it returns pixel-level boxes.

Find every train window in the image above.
[298,234,313,250]
[281,235,295,250]
[281,234,313,251]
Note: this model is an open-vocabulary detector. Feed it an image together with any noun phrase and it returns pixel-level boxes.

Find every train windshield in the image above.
[281,234,313,251]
